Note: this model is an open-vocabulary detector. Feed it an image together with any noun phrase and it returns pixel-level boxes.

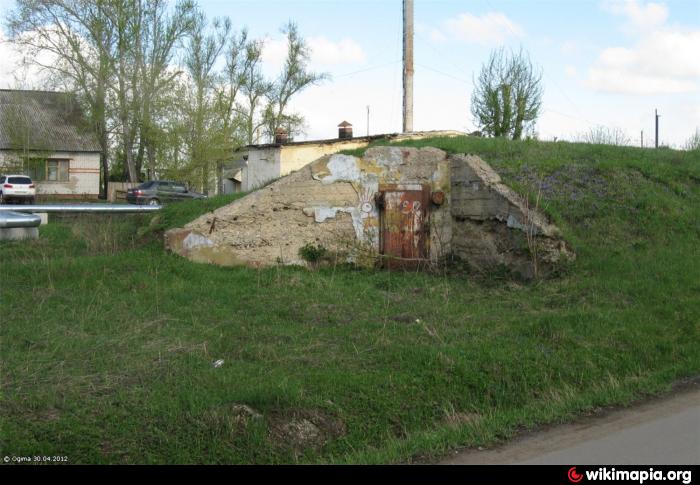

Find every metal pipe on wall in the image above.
[0,211,42,228]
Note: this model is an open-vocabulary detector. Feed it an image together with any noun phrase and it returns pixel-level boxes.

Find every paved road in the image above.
[442,385,700,465]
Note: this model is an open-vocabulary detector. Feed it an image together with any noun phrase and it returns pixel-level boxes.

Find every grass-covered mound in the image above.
[2,138,698,463]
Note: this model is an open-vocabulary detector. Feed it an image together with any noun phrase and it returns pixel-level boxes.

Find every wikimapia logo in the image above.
[566,467,693,484]
[569,467,584,483]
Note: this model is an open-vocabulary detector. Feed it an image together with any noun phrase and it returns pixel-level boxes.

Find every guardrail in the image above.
[0,204,162,213]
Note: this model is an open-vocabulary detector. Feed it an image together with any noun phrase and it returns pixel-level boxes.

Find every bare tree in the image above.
[262,22,326,141]
[471,47,543,140]
[684,128,700,151]
[238,37,270,144]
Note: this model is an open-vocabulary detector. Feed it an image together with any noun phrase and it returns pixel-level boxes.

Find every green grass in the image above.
[2,137,699,464]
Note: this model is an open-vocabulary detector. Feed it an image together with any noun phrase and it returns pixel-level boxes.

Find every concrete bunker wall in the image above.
[166,147,572,275]
[449,154,572,277]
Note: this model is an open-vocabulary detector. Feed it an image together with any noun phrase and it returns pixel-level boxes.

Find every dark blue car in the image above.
[125,181,207,206]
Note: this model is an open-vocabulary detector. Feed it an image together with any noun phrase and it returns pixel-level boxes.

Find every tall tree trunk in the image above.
[135,131,145,177]
[96,86,109,199]
[146,139,156,180]
[512,95,526,140]
[122,119,137,183]
[100,126,109,198]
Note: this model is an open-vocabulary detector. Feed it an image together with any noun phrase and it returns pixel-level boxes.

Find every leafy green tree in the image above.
[183,14,234,190]
[7,1,325,192]
[471,47,543,140]
[8,0,116,196]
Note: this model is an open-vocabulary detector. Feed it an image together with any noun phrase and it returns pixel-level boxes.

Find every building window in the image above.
[24,159,69,182]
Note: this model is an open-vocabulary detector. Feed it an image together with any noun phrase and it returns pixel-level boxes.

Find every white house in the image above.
[0,89,101,199]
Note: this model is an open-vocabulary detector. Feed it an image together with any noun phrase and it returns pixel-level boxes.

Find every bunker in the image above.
[167,147,573,278]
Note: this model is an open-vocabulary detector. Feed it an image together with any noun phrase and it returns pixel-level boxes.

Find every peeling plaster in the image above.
[313,206,348,223]
[313,205,377,245]
[167,147,572,274]
[182,232,215,250]
[309,154,383,246]
[318,155,362,185]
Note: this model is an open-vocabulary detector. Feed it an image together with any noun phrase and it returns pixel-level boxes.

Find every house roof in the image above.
[0,89,101,153]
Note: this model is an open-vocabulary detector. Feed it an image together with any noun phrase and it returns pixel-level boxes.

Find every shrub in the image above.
[684,128,700,151]
[298,243,328,263]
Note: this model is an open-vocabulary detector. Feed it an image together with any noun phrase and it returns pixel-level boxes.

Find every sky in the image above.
[0,0,698,147]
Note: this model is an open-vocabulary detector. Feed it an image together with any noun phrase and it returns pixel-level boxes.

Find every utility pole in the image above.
[403,0,414,133]
[641,130,644,148]
[367,105,370,136]
[655,109,660,149]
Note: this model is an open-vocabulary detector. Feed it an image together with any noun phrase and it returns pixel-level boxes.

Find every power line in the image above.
[333,60,401,79]
[415,63,470,84]
[481,0,588,121]
[413,30,473,80]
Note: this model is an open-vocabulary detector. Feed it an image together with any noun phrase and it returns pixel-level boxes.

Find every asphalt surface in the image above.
[442,384,700,465]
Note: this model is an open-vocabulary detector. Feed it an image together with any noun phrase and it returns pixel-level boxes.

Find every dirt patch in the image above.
[268,409,346,451]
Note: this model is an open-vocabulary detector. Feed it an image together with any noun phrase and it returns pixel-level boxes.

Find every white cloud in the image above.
[587,2,700,95]
[261,38,288,68]
[0,33,26,88]
[586,28,700,94]
[565,66,578,78]
[263,36,366,69]
[308,37,365,65]
[603,0,669,32]
[435,12,523,45]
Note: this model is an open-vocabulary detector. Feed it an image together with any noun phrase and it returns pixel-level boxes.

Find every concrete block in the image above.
[37,212,49,225]
[0,227,39,241]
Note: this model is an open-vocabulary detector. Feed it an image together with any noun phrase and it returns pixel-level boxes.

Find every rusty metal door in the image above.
[378,184,430,269]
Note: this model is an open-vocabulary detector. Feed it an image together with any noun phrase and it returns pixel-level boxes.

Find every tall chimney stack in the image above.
[274,128,288,144]
[403,0,414,133]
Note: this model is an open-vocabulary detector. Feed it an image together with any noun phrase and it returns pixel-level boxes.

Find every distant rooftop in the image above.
[0,89,101,153]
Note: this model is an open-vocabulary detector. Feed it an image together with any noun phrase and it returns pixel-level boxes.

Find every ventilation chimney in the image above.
[338,121,353,139]
[274,128,288,144]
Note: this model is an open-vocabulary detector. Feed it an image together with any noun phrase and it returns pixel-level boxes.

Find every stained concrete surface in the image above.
[0,226,39,240]
[442,383,700,465]
[167,148,572,274]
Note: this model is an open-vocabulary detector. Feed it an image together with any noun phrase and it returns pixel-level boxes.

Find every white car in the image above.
[0,174,37,204]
